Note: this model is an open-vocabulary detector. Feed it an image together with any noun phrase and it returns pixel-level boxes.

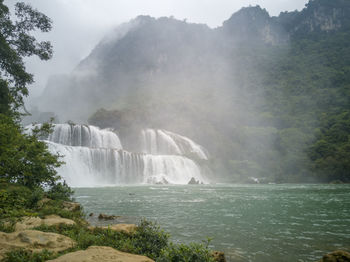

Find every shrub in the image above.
[131,219,169,259]
[46,181,74,201]
[0,114,62,189]
[33,219,169,259]
[0,183,39,218]
[2,249,56,262]
[157,241,215,262]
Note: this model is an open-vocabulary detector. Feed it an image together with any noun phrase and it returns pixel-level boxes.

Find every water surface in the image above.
[74,184,350,262]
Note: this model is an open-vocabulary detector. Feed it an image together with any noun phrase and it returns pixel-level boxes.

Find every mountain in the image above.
[33,0,350,183]
[221,5,288,45]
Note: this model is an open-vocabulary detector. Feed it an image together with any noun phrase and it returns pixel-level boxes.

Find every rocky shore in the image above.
[0,199,227,261]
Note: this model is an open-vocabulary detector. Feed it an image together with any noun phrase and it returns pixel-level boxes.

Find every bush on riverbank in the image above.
[33,219,169,260]
[0,185,216,262]
[0,182,78,220]
[158,241,215,262]
[1,214,216,262]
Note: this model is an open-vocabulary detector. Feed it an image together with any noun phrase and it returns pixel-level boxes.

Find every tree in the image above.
[0,1,65,191]
[0,115,62,188]
[0,0,52,114]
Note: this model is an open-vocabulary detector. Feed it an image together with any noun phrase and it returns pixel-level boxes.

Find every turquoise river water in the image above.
[74,184,350,262]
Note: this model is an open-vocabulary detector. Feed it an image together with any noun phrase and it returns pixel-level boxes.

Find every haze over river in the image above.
[74,184,350,262]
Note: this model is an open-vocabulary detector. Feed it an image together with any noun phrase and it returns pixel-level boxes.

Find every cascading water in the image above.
[47,124,122,149]
[26,124,208,187]
[140,129,209,160]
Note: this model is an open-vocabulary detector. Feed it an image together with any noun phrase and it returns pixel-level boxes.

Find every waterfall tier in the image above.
[48,124,122,149]
[26,124,122,149]
[140,129,208,160]
[48,141,204,187]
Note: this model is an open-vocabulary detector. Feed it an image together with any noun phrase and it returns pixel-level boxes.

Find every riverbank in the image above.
[0,183,224,262]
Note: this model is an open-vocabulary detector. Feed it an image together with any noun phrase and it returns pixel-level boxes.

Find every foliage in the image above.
[157,241,215,262]
[131,219,170,259]
[2,249,57,262]
[34,219,169,259]
[0,182,40,218]
[0,181,80,220]
[0,114,62,189]
[0,1,69,222]
[45,181,74,201]
[308,111,350,182]
[36,199,83,220]
[0,218,16,232]
[0,0,52,113]
[32,219,217,261]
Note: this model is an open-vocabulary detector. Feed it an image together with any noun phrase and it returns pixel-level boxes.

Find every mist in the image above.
[29,8,292,183]
[4,0,308,99]
[19,0,345,184]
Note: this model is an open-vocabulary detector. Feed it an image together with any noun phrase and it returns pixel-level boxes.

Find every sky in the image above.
[5,0,309,98]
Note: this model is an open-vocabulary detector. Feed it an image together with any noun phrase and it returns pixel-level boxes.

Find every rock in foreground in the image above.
[14,215,75,231]
[0,230,76,260]
[62,201,81,211]
[88,224,137,235]
[47,245,154,262]
[318,250,350,262]
[98,213,120,220]
[102,224,137,235]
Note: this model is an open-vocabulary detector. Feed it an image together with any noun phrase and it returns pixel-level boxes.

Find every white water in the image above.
[140,129,208,160]
[47,124,122,149]
[29,124,208,187]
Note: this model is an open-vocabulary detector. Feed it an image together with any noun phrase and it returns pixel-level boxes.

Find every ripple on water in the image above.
[73,184,350,262]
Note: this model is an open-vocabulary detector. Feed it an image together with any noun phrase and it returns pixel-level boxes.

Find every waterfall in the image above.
[47,124,122,149]
[27,124,208,187]
[143,154,202,184]
[140,129,208,160]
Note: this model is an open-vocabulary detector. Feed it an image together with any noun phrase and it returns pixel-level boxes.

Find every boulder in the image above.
[188,177,200,184]
[88,224,137,235]
[318,250,350,262]
[0,230,76,260]
[103,224,137,234]
[37,197,52,208]
[155,178,169,184]
[13,217,42,232]
[211,251,226,262]
[98,213,120,220]
[62,201,81,211]
[14,215,75,231]
[42,215,76,227]
[47,245,154,262]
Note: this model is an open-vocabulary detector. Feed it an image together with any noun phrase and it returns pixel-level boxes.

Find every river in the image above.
[74,184,350,262]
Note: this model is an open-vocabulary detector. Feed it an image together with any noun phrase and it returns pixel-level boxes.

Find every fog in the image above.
[13,0,317,183]
[5,0,307,97]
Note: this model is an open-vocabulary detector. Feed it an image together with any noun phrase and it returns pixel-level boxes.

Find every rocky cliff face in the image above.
[221,0,350,45]
[278,0,350,35]
[221,6,288,45]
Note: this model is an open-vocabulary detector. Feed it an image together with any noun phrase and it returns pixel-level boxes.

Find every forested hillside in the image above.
[35,0,350,183]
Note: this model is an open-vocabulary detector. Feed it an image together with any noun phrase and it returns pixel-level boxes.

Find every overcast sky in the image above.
[6,0,309,98]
